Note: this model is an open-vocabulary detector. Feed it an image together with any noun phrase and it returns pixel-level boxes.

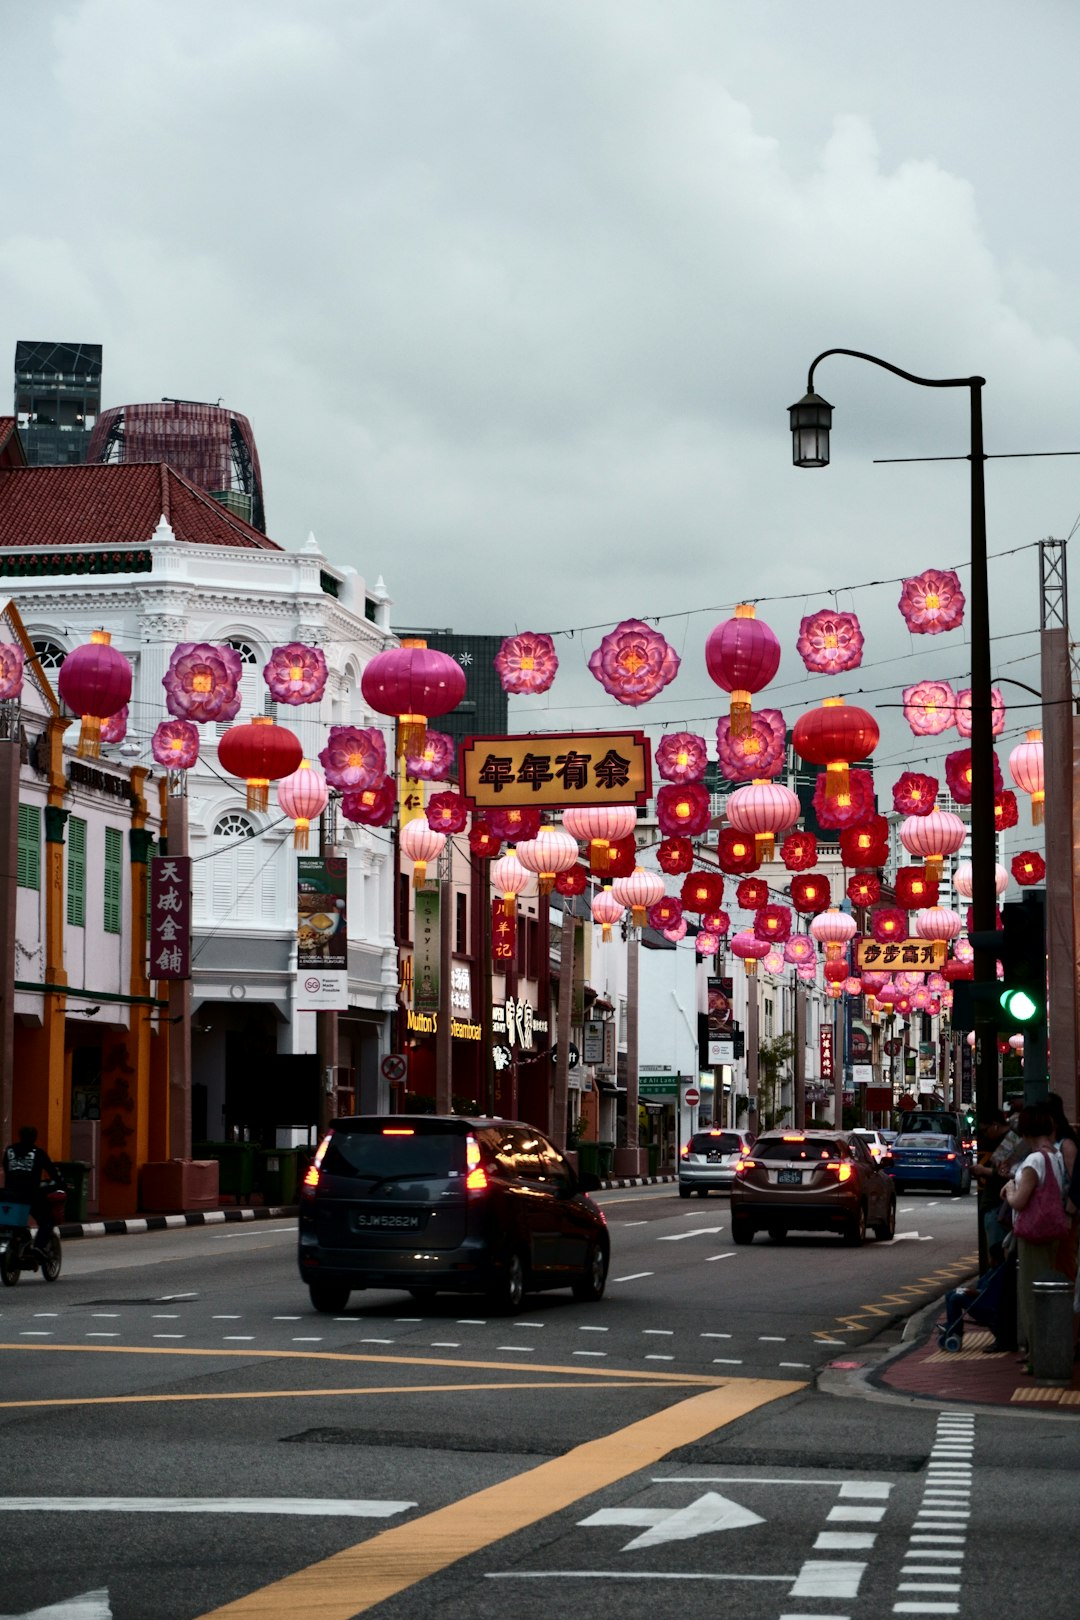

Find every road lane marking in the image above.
[0,1497,415,1517]
[612,1272,653,1282]
[0,1380,691,1413]
[192,1378,804,1619]
[581,1489,765,1547]
[643,1329,673,1336]
[791,1561,866,1599]
[706,1253,735,1261]
[657,1227,724,1241]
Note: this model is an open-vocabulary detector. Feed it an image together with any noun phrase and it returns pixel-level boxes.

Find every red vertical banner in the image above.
[819,1024,834,1081]
[492,899,515,964]
[150,855,191,980]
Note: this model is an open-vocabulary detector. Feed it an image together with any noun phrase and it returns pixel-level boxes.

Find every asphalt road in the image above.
[1,1184,1076,1619]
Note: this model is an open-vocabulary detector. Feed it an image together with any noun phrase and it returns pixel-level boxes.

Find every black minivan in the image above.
[298,1115,610,1315]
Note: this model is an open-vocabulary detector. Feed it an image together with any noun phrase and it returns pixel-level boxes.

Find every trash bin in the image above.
[1031,1276,1074,1385]
[577,1142,600,1179]
[193,1141,255,1202]
[597,1142,615,1178]
[646,1143,660,1177]
[55,1160,90,1224]
[256,1148,299,1206]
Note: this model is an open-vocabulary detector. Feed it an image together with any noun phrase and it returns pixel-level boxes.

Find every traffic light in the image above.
[969,892,1046,1033]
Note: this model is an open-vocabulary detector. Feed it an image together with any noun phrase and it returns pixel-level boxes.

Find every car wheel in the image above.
[408,1287,438,1302]
[309,1282,351,1314]
[697,1187,710,1197]
[488,1249,527,1315]
[731,1218,755,1245]
[572,1242,608,1303]
[873,1197,896,1242]
[842,1204,867,1246]
[678,1185,692,1200]
[41,1235,62,1281]
[767,1227,788,1243]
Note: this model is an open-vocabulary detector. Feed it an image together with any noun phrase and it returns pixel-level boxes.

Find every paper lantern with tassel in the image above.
[613,867,666,928]
[56,630,132,757]
[277,760,329,849]
[730,930,770,976]
[562,805,638,867]
[592,887,625,941]
[1009,729,1045,824]
[705,603,781,737]
[726,779,800,862]
[218,716,303,811]
[915,907,963,943]
[517,827,583,895]
[400,817,447,887]
[809,908,857,960]
[793,697,879,806]
[361,638,466,758]
[898,809,965,881]
[490,852,532,917]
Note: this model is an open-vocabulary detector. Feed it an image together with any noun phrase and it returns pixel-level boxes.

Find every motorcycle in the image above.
[0,1184,66,1285]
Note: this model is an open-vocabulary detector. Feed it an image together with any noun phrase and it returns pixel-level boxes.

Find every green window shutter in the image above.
[104,826,123,935]
[17,804,40,890]
[67,816,86,928]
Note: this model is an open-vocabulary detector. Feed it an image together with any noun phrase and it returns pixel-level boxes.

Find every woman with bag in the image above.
[1004,1105,1069,1359]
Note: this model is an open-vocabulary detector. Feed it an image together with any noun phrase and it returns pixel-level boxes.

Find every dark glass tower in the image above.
[14,341,102,466]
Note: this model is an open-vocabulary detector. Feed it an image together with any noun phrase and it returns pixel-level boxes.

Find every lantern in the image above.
[263,643,328,705]
[796,608,864,675]
[955,685,1006,739]
[587,619,680,706]
[894,868,938,910]
[1009,1033,1025,1051]
[705,604,781,736]
[1012,851,1045,886]
[562,805,638,867]
[612,867,666,929]
[516,827,586,895]
[953,861,1009,900]
[781,830,817,872]
[488,806,542,843]
[797,963,818,983]
[656,782,711,837]
[955,938,974,963]
[716,707,786,780]
[875,979,901,1006]
[898,809,966,881]
[0,640,25,701]
[426,791,468,834]
[218,716,303,811]
[995,790,1019,832]
[892,771,939,817]
[902,679,956,737]
[664,919,689,943]
[655,731,708,783]
[871,907,907,944]
[839,816,890,869]
[56,630,133,758]
[726,779,800,861]
[735,877,769,910]
[361,638,467,757]
[847,872,880,908]
[793,698,879,805]
[784,935,815,966]
[555,863,589,897]
[277,760,329,849]
[657,836,694,875]
[648,896,683,931]
[592,887,625,942]
[824,958,848,984]
[406,731,456,781]
[469,819,502,859]
[899,568,966,635]
[493,631,559,695]
[716,828,761,875]
[790,873,830,914]
[754,904,791,944]
[491,852,533,917]
[912,988,933,1012]
[945,747,1003,806]
[915,907,962,943]
[944,956,974,982]
[809,908,857,960]
[681,871,725,914]
[730,930,771,976]
[812,766,875,830]
[163,641,242,724]
[1009,729,1045,824]
[697,933,721,958]
[151,719,200,771]
[319,725,386,792]
[341,777,396,827]
[400,818,447,888]
[100,706,128,745]
[927,972,947,992]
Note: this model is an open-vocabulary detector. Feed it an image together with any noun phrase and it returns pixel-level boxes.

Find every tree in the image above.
[757,1033,795,1131]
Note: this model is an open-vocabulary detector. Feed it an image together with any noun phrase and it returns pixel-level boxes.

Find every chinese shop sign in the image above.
[413,889,440,1013]
[492,898,515,963]
[819,1025,835,1081]
[460,730,652,810]
[150,855,191,980]
[853,938,947,972]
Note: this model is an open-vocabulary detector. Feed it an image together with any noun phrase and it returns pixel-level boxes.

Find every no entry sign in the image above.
[683,1086,701,1107]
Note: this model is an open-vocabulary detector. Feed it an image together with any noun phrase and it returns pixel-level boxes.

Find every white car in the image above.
[679,1129,754,1197]
[854,1128,890,1163]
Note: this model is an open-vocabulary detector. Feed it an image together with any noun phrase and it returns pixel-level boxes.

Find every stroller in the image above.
[938,1254,1017,1352]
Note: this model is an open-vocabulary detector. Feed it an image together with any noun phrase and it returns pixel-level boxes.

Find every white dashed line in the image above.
[292,1337,322,1343]
[612,1273,653,1282]
[431,1342,460,1348]
[273,1316,301,1321]
[706,1253,736,1261]
[645,1354,674,1361]
[457,1319,486,1325]
[154,1334,185,1340]
[20,1331,52,1337]
[712,1358,743,1365]
[643,1329,673,1336]
[578,1325,608,1332]
[86,1333,119,1338]
[700,1332,732,1339]
[223,1336,254,1342]
[360,1338,394,1345]
[497,1346,535,1353]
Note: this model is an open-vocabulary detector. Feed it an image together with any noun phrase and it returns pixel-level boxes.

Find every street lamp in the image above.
[789,348,999,1129]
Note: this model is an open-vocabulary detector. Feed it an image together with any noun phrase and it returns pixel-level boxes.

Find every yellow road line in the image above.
[195,1375,804,1620]
[0,1379,694,1413]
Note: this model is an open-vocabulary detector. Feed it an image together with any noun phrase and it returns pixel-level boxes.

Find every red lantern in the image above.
[790,873,830,914]
[754,904,791,944]
[705,603,781,737]
[555,863,588,897]
[824,958,848,985]
[469,819,502,859]
[871,907,907,944]
[726,780,800,861]
[657,836,694,875]
[894,868,938,910]
[1012,850,1045,886]
[681,871,725,914]
[656,782,711,838]
[56,629,132,758]
[736,877,769,910]
[361,638,466,757]
[781,830,817,871]
[793,698,880,804]
[839,816,890,869]
[716,828,761,875]
[218,716,303,811]
[943,955,974,982]
[847,873,880,908]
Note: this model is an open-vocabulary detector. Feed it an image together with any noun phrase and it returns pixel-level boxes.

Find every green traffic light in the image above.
[1000,986,1040,1023]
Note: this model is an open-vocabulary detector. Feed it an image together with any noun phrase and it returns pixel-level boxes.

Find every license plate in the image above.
[353,1212,422,1231]
[707,1152,723,1162]
[777,1169,802,1185]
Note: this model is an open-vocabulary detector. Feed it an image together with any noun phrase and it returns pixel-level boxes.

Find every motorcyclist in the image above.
[2,1126,64,1258]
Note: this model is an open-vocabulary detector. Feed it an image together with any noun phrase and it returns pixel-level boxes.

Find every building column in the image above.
[0,729,18,1147]
[21,716,74,1158]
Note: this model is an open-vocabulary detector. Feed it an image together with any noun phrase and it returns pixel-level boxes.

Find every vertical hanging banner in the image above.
[819,1025,835,1081]
[492,898,515,964]
[413,889,441,1012]
[297,854,348,1010]
[150,855,191,980]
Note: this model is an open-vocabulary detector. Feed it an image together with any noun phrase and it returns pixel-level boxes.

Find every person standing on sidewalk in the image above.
[1004,1106,1069,1360]
[973,1110,1013,1266]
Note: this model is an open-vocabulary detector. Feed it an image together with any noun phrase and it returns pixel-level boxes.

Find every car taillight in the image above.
[680,1142,692,1158]
[465,1133,488,1193]
[945,1152,956,1161]
[301,1132,332,1195]
[302,1163,320,1190]
[825,1160,853,1182]
[882,1151,894,1164]
[734,1157,756,1175]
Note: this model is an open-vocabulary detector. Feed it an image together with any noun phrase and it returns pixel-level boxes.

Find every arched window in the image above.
[213,812,255,840]
[31,637,67,671]
[217,638,261,735]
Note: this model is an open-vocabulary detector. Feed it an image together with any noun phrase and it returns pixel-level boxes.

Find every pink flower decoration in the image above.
[406,730,456,781]
[902,679,956,736]
[784,935,815,966]
[655,731,708,783]
[341,776,396,827]
[892,770,938,817]
[263,643,328,706]
[152,719,200,770]
[954,685,1006,739]
[494,631,559,695]
[426,790,468,834]
[0,640,25,700]
[696,932,720,957]
[656,781,711,837]
[163,642,242,723]
[587,619,680,706]
[899,568,966,635]
[945,748,1002,806]
[663,919,689,942]
[716,708,785,781]
[101,705,128,744]
[812,767,874,829]
[318,724,387,792]
[796,609,864,675]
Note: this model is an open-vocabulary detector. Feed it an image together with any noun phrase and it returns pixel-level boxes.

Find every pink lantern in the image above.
[697,932,721,958]
[730,930,771,977]
[809,908,857,960]
[892,771,938,817]
[902,680,956,736]
[898,809,966,881]
[915,907,963,943]
[342,777,396,827]
[0,640,25,700]
[613,866,666,929]
[726,780,800,862]
[491,852,533,918]
[655,732,708,783]
[899,568,966,635]
[754,904,792,945]
[1008,1033,1025,1051]
[562,805,638,867]
[875,980,901,1006]
[763,949,786,975]
[953,860,1008,900]
[716,708,786,780]
[955,938,974,963]
[400,817,447,888]
[493,631,559,695]
[656,782,711,837]
[861,970,888,993]
[277,760,329,848]
[592,887,625,942]
[664,919,689,942]
[405,730,456,781]
[927,972,947,992]
[263,643,328,705]
[1008,729,1045,824]
[706,604,781,736]
[319,725,387,792]
[516,827,580,895]
[152,719,200,771]
[796,608,864,675]
[587,619,680,706]
[361,638,467,757]
[797,963,817,983]
[912,988,932,1011]
[954,685,1005,739]
[101,705,128,745]
[57,630,133,757]
[163,641,242,724]
[784,935,815,966]
[426,791,468,834]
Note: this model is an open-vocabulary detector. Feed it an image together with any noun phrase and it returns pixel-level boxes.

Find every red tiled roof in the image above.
[0,418,27,470]
[0,459,282,551]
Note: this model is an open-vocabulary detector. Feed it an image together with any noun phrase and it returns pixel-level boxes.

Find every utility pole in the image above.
[435,840,453,1115]
[1038,539,1076,1120]
[552,899,575,1150]
[793,983,806,1128]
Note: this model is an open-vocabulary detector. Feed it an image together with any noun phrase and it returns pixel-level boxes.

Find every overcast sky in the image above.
[3,0,1078,836]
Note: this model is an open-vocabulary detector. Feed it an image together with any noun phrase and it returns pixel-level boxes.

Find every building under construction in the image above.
[86,398,266,532]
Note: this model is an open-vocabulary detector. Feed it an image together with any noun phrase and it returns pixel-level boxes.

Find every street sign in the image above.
[381,1053,407,1083]
[459,729,652,810]
[683,1085,700,1106]
[854,937,947,972]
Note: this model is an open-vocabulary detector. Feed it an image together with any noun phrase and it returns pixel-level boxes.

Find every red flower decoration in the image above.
[555,863,588,896]
[469,819,502,858]
[1012,850,1045,886]
[656,781,711,837]
[902,680,957,736]
[945,748,1002,806]
[736,878,769,910]
[494,631,559,695]
[647,896,683,930]
[588,619,681,706]
[701,909,729,933]
[680,871,725,914]
[839,816,890,868]
[341,776,396,827]
[655,731,709,783]
[754,904,792,944]
[790,873,831,914]
[716,828,761,875]
[781,831,817,871]
[894,868,939,910]
[871,906,907,943]
[591,834,637,878]
[995,790,1019,832]
[716,708,786,781]
[426,791,468,834]
[899,568,966,635]
[847,873,881,908]
[796,609,864,674]
[486,807,541,841]
[657,836,694,875]
[812,767,874,829]
[892,771,938,817]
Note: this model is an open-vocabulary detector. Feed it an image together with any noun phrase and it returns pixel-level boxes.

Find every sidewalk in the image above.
[873,1305,1080,1414]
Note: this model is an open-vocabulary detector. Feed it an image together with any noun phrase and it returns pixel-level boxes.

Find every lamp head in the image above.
[789,389,833,468]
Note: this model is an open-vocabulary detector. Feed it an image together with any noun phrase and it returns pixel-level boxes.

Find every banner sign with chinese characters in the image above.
[819,1025,835,1080]
[460,730,652,810]
[413,889,440,1012]
[853,937,947,972]
[492,898,515,964]
[150,855,191,980]
[297,855,348,1010]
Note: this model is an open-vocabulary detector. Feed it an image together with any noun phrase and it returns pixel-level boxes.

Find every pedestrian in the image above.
[973,1109,1012,1267]
[1003,1105,1069,1362]
[1,1125,63,1258]
[1045,1091,1080,1282]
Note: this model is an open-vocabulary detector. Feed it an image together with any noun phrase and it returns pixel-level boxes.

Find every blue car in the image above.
[884,1132,972,1197]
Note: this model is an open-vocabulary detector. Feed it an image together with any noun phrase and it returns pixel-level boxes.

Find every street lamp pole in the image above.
[790,351,998,1127]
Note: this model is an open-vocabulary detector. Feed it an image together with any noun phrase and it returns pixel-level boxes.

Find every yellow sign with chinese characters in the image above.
[460,730,652,810]
[854,937,948,972]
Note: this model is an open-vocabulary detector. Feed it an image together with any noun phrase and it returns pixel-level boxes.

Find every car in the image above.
[854,1128,890,1163]
[729,1129,896,1245]
[884,1131,972,1196]
[297,1114,609,1315]
[679,1129,754,1197]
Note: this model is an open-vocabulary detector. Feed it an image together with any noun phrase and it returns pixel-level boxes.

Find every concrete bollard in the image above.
[1030,1277,1074,1386]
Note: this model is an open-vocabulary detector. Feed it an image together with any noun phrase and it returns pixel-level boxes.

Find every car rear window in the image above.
[689,1132,742,1154]
[895,1133,951,1150]
[754,1136,843,1162]
[322,1122,466,1180]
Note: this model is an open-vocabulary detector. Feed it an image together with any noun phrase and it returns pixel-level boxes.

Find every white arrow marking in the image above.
[657,1227,725,1242]
[581,1490,765,1549]
[1,1590,111,1620]
[892,1231,920,1241]
[0,1498,415,1518]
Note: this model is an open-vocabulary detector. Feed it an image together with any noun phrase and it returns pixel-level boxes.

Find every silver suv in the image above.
[678,1129,755,1198]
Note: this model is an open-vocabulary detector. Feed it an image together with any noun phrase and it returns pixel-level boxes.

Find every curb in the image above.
[600,1174,676,1190]
[58,1204,298,1240]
